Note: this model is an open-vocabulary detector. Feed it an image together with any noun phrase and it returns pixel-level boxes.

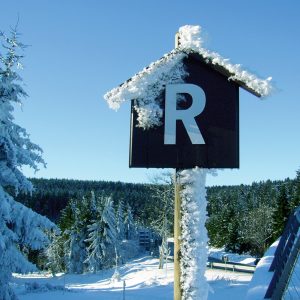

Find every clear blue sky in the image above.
[1,0,300,186]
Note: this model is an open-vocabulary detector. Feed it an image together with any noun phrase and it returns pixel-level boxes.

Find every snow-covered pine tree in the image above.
[0,28,56,299]
[68,229,87,273]
[124,204,137,240]
[115,200,125,265]
[45,230,64,276]
[85,209,104,273]
[116,201,125,242]
[90,190,97,216]
[85,197,117,271]
[291,168,300,210]
[101,197,117,267]
[65,201,87,274]
[272,185,290,240]
[149,172,174,268]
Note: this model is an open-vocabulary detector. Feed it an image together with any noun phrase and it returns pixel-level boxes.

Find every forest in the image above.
[12,168,300,268]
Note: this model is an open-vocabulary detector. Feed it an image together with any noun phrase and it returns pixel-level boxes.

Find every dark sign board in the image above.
[129,55,239,169]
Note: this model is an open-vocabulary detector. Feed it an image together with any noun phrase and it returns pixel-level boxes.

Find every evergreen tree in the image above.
[85,209,104,273]
[0,28,56,299]
[45,231,64,275]
[65,202,87,274]
[291,168,300,209]
[85,197,117,271]
[101,197,117,266]
[272,185,290,240]
[67,230,86,273]
[125,204,137,240]
[116,201,125,241]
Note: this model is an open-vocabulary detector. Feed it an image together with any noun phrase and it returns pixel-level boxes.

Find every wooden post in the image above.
[174,169,182,300]
[174,34,182,300]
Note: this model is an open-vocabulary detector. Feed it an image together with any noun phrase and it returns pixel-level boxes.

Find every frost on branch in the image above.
[104,25,272,129]
[179,168,209,300]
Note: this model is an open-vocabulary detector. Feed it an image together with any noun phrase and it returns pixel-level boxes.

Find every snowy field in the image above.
[12,254,253,300]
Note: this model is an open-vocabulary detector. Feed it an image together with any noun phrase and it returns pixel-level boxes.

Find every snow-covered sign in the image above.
[104,25,272,169]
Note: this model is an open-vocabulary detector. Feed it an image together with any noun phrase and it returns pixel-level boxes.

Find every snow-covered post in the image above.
[174,168,208,300]
[179,168,209,299]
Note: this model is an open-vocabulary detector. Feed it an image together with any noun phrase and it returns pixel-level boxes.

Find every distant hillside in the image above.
[15,178,157,224]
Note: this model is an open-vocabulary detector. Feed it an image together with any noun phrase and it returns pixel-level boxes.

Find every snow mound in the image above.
[25,282,70,293]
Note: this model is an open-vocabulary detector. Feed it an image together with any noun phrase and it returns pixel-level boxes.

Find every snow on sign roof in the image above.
[104,25,272,129]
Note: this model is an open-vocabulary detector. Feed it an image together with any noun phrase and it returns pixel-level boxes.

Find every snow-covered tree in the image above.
[0,28,56,299]
[45,231,64,276]
[85,197,117,271]
[102,197,117,266]
[65,202,87,274]
[241,203,274,257]
[149,172,174,268]
[67,229,87,274]
[124,204,137,240]
[116,201,125,242]
[291,168,300,210]
[85,212,104,272]
[272,185,290,240]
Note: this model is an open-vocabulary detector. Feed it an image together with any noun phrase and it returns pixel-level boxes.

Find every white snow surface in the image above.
[208,247,256,265]
[13,254,253,300]
[104,25,272,129]
[246,240,279,300]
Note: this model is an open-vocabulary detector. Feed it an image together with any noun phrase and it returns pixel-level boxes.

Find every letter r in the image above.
[164,84,206,145]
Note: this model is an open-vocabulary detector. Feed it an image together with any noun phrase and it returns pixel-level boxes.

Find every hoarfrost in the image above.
[104,51,187,129]
[179,167,208,300]
[178,25,202,50]
[104,24,272,129]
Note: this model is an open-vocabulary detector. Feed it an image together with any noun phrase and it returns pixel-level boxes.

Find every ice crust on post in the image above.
[179,168,209,300]
[104,25,272,129]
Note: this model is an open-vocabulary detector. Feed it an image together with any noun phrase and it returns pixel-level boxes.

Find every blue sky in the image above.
[1,0,300,185]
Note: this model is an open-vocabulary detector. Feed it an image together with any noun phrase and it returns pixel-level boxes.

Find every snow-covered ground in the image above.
[12,252,253,300]
[208,247,257,265]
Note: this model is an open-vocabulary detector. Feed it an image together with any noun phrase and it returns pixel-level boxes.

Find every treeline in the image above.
[15,170,300,258]
[207,170,300,257]
[15,178,161,226]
